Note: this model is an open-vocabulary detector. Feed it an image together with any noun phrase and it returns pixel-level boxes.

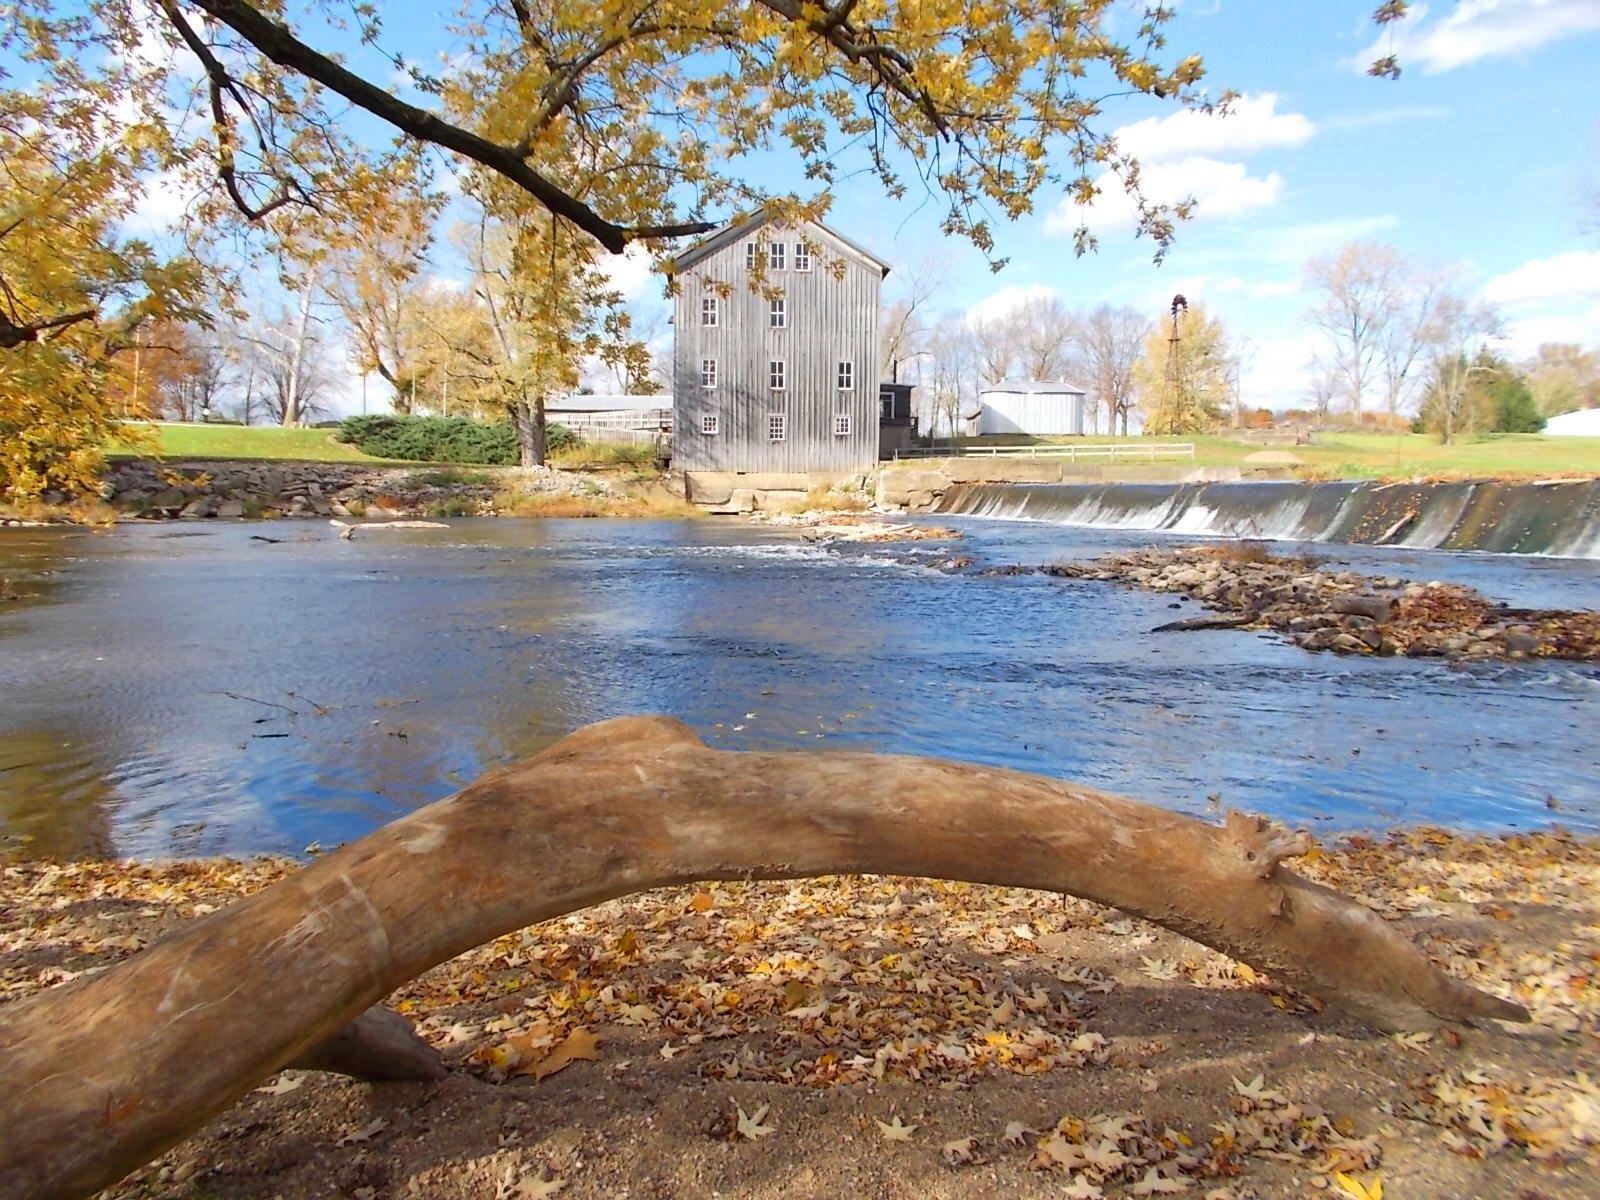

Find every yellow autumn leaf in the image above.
[1334,1171,1384,1200]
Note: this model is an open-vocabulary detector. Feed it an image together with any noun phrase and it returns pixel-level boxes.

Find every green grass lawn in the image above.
[114,422,1600,480]
[106,422,407,463]
[930,431,1600,480]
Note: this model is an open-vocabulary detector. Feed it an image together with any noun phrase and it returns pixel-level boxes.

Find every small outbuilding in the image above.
[1545,407,1600,437]
[971,380,1087,436]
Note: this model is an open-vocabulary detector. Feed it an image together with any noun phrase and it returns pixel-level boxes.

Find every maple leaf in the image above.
[1231,1074,1284,1105]
[496,1164,565,1199]
[436,1022,478,1047]
[512,1028,601,1082]
[1130,1165,1192,1195]
[1081,1139,1130,1172]
[1334,1172,1384,1200]
[736,1103,775,1139]
[876,1115,918,1142]
[1061,1176,1105,1199]
[941,1136,978,1165]
[515,1175,566,1199]
[1002,1120,1037,1145]
[255,1073,304,1096]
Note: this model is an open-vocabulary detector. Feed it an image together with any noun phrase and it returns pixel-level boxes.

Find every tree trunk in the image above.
[0,717,1526,1200]
[509,395,548,468]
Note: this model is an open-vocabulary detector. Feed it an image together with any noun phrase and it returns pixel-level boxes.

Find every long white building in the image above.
[971,380,1088,436]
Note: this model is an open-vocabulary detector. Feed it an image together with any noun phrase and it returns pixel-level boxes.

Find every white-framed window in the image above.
[701,413,719,435]
[794,242,811,271]
[768,359,785,390]
[770,241,786,271]
[836,360,854,390]
[769,297,786,328]
[834,414,852,436]
[768,413,786,442]
[700,358,717,389]
[700,296,718,327]
[744,241,758,271]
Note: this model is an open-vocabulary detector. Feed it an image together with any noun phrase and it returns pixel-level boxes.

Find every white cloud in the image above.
[1113,93,1316,163]
[121,171,200,235]
[966,283,1063,325]
[1355,0,1600,74]
[1502,304,1600,354]
[1482,250,1600,307]
[1225,214,1403,265]
[1213,275,1304,300]
[1243,332,1325,409]
[1047,157,1285,237]
[597,245,659,301]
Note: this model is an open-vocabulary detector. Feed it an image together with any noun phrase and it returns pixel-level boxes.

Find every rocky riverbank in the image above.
[1034,545,1600,661]
[80,459,641,521]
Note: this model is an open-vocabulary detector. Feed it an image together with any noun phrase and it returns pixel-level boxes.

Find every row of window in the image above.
[699,359,853,391]
[699,295,792,328]
[745,240,812,273]
[698,413,853,440]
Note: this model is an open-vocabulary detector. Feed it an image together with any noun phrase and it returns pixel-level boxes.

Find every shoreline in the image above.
[4,828,1596,1198]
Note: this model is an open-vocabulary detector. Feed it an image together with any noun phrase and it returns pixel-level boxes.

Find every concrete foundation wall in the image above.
[877,460,1250,509]
[683,470,867,513]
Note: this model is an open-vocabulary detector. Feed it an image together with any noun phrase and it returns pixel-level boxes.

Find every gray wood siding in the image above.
[672,221,882,474]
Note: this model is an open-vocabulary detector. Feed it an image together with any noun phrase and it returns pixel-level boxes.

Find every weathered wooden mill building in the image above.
[667,215,888,478]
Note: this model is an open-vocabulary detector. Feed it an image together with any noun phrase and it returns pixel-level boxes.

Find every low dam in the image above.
[934,478,1600,559]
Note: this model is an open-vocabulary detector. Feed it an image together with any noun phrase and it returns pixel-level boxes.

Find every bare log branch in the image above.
[0,716,1526,1200]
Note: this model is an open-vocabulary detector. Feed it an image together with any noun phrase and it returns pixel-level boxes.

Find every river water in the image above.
[1,517,1597,859]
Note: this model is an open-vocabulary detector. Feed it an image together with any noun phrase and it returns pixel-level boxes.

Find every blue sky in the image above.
[816,0,1600,405]
[113,0,1600,411]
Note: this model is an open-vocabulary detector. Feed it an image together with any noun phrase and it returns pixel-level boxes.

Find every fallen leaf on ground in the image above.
[514,1027,601,1082]
[876,1115,918,1142]
[337,1118,387,1146]
[736,1103,775,1139]
[942,1136,978,1165]
[1334,1172,1383,1200]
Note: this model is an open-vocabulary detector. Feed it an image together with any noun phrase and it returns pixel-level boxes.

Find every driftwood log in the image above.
[0,716,1527,1200]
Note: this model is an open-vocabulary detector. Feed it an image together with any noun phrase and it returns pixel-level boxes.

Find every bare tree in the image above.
[246,286,333,427]
[244,276,325,427]
[1376,264,1452,416]
[1075,304,1150,435]
[1305,351,1340,423]
[1419,290,1502,444]
[969,308,1022,385]
[923,312,978,437]
[1305,241,1402,419]
[1014,294,1077,381]
[880,256,944,385]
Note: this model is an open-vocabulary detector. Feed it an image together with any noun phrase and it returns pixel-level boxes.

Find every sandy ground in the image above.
[3,829,1596,1200]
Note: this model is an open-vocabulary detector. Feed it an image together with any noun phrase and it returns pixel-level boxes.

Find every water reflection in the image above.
[1,516,1597,859]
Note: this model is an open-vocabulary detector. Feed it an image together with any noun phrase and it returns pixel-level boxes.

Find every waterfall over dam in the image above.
[933,478,1600,559]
